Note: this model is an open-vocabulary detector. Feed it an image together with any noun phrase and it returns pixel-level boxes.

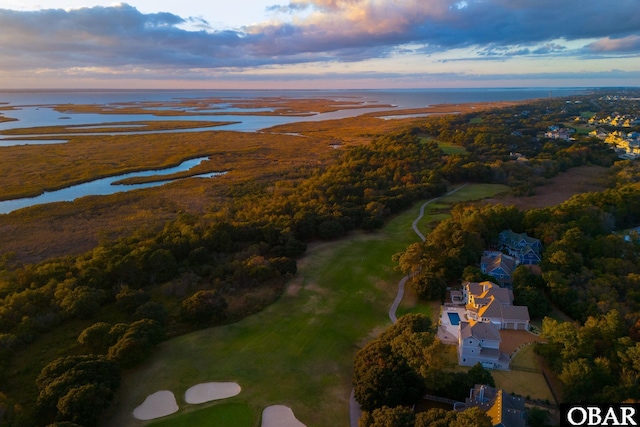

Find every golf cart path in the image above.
[389,183,468,323]
[350,183,468,427]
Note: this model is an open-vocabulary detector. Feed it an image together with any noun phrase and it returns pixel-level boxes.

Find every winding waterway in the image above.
[0,157,224,214]
[0,88,586,214]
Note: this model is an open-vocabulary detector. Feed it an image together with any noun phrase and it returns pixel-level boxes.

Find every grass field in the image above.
[148,402,254,427]
[492,368,554,403]
[103,184,514,427]
[413,183,510,238]
[419,136,467,155]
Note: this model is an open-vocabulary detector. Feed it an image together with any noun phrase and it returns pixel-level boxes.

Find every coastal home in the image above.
[458,320,510,370]
[455,384,526,427]
[463,281,530,330]
[498,230,542,265]
[480,252,517,286]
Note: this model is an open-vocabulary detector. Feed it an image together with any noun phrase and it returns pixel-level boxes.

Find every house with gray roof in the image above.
[481,252,517,286]
[456,384,526,427]
[498,229,542,265]
[458,320,510,370]
[463,281,530,331]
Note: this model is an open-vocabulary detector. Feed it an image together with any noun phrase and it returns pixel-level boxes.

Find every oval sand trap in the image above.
[133,390,179,420]
[262,405,306,427]
[184,382,241,404]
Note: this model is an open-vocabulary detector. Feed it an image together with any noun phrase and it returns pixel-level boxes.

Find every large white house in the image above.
[463,281,530,331]
[458,320,510,370]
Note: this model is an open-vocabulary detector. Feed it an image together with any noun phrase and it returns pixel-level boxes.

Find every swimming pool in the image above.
[447,312,461,326]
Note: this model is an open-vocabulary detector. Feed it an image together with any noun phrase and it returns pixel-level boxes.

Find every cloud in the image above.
[586,35,640,53]
[0,0,639,77]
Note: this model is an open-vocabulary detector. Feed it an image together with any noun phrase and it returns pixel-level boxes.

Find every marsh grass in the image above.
[0,120,234,135]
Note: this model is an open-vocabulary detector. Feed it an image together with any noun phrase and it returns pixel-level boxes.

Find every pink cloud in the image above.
[587,35,640,53]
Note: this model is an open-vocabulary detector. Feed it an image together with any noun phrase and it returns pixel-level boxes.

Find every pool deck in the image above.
[437,305,467,344]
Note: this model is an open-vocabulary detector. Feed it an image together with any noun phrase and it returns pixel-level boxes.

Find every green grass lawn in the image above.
[420,136,467,155]
[413,184,510,237]
[438,141,468,155]
[148,402,254,427]
[492,368,554,403]
[104,184,510,427]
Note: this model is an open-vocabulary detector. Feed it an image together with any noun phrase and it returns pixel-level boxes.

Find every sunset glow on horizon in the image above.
[0,0,638,89]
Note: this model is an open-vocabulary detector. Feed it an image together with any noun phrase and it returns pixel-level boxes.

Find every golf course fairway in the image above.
[104,183,509,427]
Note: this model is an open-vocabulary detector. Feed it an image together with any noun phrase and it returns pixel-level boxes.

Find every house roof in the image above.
[476,298,530,323]
[478,347,501,360]
[465,385,526,427]
[466,281,513,305]
[500,305,530,322]
[482,253,516,276]
[499,229,541,250]
[460,320,501,341]
[465,281,530,323]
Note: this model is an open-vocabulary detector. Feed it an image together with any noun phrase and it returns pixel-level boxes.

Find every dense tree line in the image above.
[538,310,640,403]
[394,203,525,299]
[353,314,496,427]
[423,95,619,196]
[0,92,630,426]
[393,161,640,406]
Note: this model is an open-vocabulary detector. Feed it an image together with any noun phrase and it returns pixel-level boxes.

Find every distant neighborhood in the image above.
[571,111,640,159]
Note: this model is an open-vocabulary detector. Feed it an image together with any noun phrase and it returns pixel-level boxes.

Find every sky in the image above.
[0,0,639,89]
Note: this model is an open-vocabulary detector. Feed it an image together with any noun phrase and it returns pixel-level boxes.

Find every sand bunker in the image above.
[262,405,306,427]
[184,382,241,404]
[132,390,179,420]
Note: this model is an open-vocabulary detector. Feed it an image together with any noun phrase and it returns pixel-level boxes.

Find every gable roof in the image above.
[482,253,516,276]
[465,385,526,427]
[465,281,530,324]
[476,301,530,323]
[499,230,541,253]
[460,320,501,341]
[466,281,513,305]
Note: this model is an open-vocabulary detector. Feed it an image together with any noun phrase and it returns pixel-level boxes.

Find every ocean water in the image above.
[0,88,587,214]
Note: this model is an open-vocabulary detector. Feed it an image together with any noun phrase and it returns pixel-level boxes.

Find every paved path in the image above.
[389,183,468,323]
[350,184,468,426]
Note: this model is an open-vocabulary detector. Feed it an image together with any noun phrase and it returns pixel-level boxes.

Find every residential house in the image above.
[480,252,517,286]
[498,230,542,265]
[463,281,530,330]
[456,384,526,427]
[458,320,509,370]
